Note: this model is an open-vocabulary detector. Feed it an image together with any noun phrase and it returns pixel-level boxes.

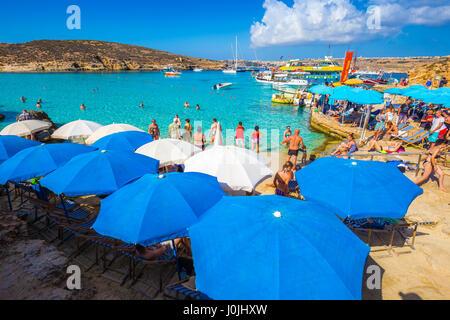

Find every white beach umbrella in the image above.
[0,120,51,137]
[136,138,199,167]
[184,146,273,193]
[85,123,144,145]
[51,120,103,140]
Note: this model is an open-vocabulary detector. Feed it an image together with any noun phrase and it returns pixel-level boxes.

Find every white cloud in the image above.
[250,0,450,47]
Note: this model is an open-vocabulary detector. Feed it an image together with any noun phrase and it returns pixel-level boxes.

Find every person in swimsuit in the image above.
[173,115,181,128]
[415,141,448,192]
[148,119,160,140]
[273,161,295,197]
[209,118,218,143]
[332,134,358,157]
[251,126,261,153]
[183,119,193,142]
[283,126,292,144]
[135,243,170,260]
[139,102,144,108]
[184,101,190,109]
[196,104,200,110]
[235,122,245,148]
[193,126,206,151]
[80,103,86,111]
[281,129,306,165]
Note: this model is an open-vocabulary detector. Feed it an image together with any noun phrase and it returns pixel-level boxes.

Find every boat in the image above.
[193,67,203,72]
[255,71,308,87]
[276,56,343,85]
[222,36,240,74]
[213,83,232,90]
[271,93,295,104]
[165,71,181,76]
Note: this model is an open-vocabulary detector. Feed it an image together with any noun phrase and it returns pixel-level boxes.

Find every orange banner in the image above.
[340,51,354,83]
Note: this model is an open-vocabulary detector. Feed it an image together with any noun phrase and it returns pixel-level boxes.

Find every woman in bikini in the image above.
[148,119,160,140]
[251,126,262,153]
[273,161,295,197]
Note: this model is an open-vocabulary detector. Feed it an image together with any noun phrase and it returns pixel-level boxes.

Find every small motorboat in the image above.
[193,67,203,72]
[272,93,295,104]
[165,71,181,76]
[213,83,232,90]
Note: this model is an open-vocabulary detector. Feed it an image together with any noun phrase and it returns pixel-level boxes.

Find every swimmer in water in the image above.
[184,101,190,109]
[36,102,42,109]
[196,104,200,110]
[80,104,86,111]
[20,96,26,103]
[139,102,144,108]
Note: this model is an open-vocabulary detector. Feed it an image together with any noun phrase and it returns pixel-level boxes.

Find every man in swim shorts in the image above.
[281,129,307,165]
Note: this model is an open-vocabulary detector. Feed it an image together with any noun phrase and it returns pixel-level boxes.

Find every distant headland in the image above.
[0,40,226,72]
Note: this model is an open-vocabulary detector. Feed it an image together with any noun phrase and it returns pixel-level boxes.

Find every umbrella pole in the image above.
[172,239,182,281]
[5,183,12,211]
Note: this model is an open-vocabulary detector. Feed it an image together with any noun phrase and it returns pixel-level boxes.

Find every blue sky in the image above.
[0,0,449,60]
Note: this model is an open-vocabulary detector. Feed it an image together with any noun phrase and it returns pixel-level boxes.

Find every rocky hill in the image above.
[0,40,225,72]
[407,57,450,85]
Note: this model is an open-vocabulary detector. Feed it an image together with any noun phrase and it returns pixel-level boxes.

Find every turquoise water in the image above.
[0,72,327,151]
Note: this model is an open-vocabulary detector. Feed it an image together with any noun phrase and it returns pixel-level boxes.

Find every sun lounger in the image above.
[344,217,437,256]
[398,130,429,148]
[164,278,211,300]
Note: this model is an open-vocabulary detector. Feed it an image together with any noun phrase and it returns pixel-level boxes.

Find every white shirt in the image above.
[430,117,445,132]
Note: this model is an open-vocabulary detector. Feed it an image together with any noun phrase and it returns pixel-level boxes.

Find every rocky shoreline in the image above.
[0,40,225,72]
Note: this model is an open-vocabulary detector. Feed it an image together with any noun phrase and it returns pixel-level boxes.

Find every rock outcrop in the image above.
[0,40,225,72]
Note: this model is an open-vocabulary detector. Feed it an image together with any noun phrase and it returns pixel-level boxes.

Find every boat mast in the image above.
[235,36,238,70]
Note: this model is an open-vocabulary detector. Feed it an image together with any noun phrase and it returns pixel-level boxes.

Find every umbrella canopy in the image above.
[330,86,383,105]
[85,124,144,145]
[0,143,95,184]
[0,136,40,163]
[51,120,103,140]
[40,150,159,196]
[296,157,423,219]
[0,120,51,137]
[93,172,226,245]
[92,131,153,152]
[189,195,370,300]
[308,84,333,95]
[184,146,273,193]
[136,139,198,167]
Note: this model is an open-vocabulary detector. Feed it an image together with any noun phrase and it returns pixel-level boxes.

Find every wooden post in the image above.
[416,154,422,177]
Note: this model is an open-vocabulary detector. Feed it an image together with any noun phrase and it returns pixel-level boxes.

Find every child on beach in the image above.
[251,126,261,153]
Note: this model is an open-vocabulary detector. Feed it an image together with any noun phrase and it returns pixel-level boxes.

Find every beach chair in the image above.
[398,130,429,148]
[164,277,211,300]
[102,242,177,298]
[28,197,92,242]
[344,217,437,256]
[390,125,414,139]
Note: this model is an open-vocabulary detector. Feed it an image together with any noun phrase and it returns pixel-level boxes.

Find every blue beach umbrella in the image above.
[296,157,423,220]
[93,172,226,245]
[91,131,153,152]
[309,84,333,95]
[0,135,40,163]
[40,150,159,196]
[189,195,370,300]
[0,143,95,184]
